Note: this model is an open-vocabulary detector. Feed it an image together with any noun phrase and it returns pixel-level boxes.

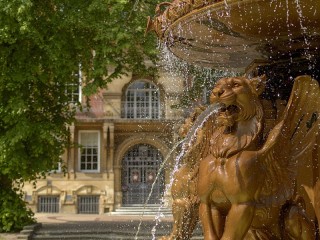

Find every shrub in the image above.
[0,181,35,232]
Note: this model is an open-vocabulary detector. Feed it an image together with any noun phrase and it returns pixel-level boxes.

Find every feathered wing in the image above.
[257,75,320,205]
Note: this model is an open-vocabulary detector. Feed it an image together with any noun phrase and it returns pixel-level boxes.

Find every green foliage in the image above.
[0,0,161,231]
[0,178,35,232]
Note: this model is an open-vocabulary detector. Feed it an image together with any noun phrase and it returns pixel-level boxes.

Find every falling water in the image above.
[223,0,231,17]
[151,24,233,239]
[158,45,190,80]
[293,0,313,69]
[183,103,223,148]
[285,0,295,63]
[134,139,184,240]
[139,0,320,239]
[149,103,223,239]
[133,103,222,239]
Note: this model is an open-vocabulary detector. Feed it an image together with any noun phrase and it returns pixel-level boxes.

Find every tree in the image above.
[0,0,161,231]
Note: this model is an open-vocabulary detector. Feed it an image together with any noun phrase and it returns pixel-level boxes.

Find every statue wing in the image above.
[257,75,320,205]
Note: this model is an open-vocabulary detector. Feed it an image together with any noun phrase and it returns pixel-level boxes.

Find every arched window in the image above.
[123,80,160,119]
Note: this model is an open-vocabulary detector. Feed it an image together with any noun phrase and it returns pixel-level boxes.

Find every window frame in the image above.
[37,195,60,213]
[49,162,62,173]
[77,195,100,214]
[123,80,160,119]
[78,130,101,173]
[65,64,82,104]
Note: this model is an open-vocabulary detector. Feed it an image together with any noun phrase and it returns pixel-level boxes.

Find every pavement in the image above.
[0,234,17,240]
[0,213,174,240]
[34,213,172,224]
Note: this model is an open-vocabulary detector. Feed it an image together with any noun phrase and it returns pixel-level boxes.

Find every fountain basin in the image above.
[150,0,320,71]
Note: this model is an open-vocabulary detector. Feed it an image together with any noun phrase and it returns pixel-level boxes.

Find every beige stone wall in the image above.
[23,67,320,219]
[24,174,115,214]
[23,71,185,214]
[102,72,132,119]
[159,71,184,120]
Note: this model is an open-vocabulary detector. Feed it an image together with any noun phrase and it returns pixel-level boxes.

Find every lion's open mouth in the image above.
[218,104,240,116]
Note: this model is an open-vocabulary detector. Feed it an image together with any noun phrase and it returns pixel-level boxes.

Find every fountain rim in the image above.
[162,0,261,41]
[158,0,265,70]
[154,0,320,69]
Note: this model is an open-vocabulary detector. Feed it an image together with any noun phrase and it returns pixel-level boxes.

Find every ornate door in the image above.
[122,144,164,205]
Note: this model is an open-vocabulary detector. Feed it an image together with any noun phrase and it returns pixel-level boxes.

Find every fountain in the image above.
[147,0,320,239]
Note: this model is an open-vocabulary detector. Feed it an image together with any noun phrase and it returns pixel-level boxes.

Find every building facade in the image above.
[22,64,320,217]
[23,72,185,214]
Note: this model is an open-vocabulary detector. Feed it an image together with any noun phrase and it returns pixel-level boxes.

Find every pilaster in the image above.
[108,124,115,171]
[68,124,75,179]
[102,123,108,173]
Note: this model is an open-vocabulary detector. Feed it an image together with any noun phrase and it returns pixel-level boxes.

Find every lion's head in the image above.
[210,75,266,128]
[207,75,266,157]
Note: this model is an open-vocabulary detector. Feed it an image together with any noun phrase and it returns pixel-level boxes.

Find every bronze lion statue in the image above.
[199,75,319,239]
[164,75,320,240]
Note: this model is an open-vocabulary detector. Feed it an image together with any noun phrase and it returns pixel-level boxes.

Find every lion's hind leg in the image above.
[199,202,225,240]
[281,198,315,240]
[159,197,199,240]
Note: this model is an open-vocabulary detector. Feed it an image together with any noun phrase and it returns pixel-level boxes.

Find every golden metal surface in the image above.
[163,75,320,239]
[148,0,320,70]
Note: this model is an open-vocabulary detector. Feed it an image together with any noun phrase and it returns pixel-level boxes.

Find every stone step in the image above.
[33,231,204,240]
[32,232,168,240]
[113,207,171,211]
[114,204,169,209]
[111,205,172,216]
[33,235,204,240]
[31,221,203,240]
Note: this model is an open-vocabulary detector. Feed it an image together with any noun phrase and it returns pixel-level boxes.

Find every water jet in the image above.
[148,0,320,239]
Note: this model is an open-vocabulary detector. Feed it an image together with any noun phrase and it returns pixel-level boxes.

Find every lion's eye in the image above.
[233,83,240,87]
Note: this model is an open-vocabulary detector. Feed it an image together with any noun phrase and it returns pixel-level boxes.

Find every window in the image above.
[79,131,100,172]
[66,64,82,104]
[77,195,99,214]
[66,81,81,104]
[50,162,62,173]
[123,80,160,119]
[38,196,59,213]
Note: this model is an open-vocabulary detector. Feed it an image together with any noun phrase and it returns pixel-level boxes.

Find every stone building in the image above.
[23,71,185,214]
[22,61,320,217]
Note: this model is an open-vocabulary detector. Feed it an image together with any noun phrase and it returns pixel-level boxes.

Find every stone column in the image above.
[102,123,108,173]
[114,165,122,208]
[108,124,115,172]
[68,124,75,179]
